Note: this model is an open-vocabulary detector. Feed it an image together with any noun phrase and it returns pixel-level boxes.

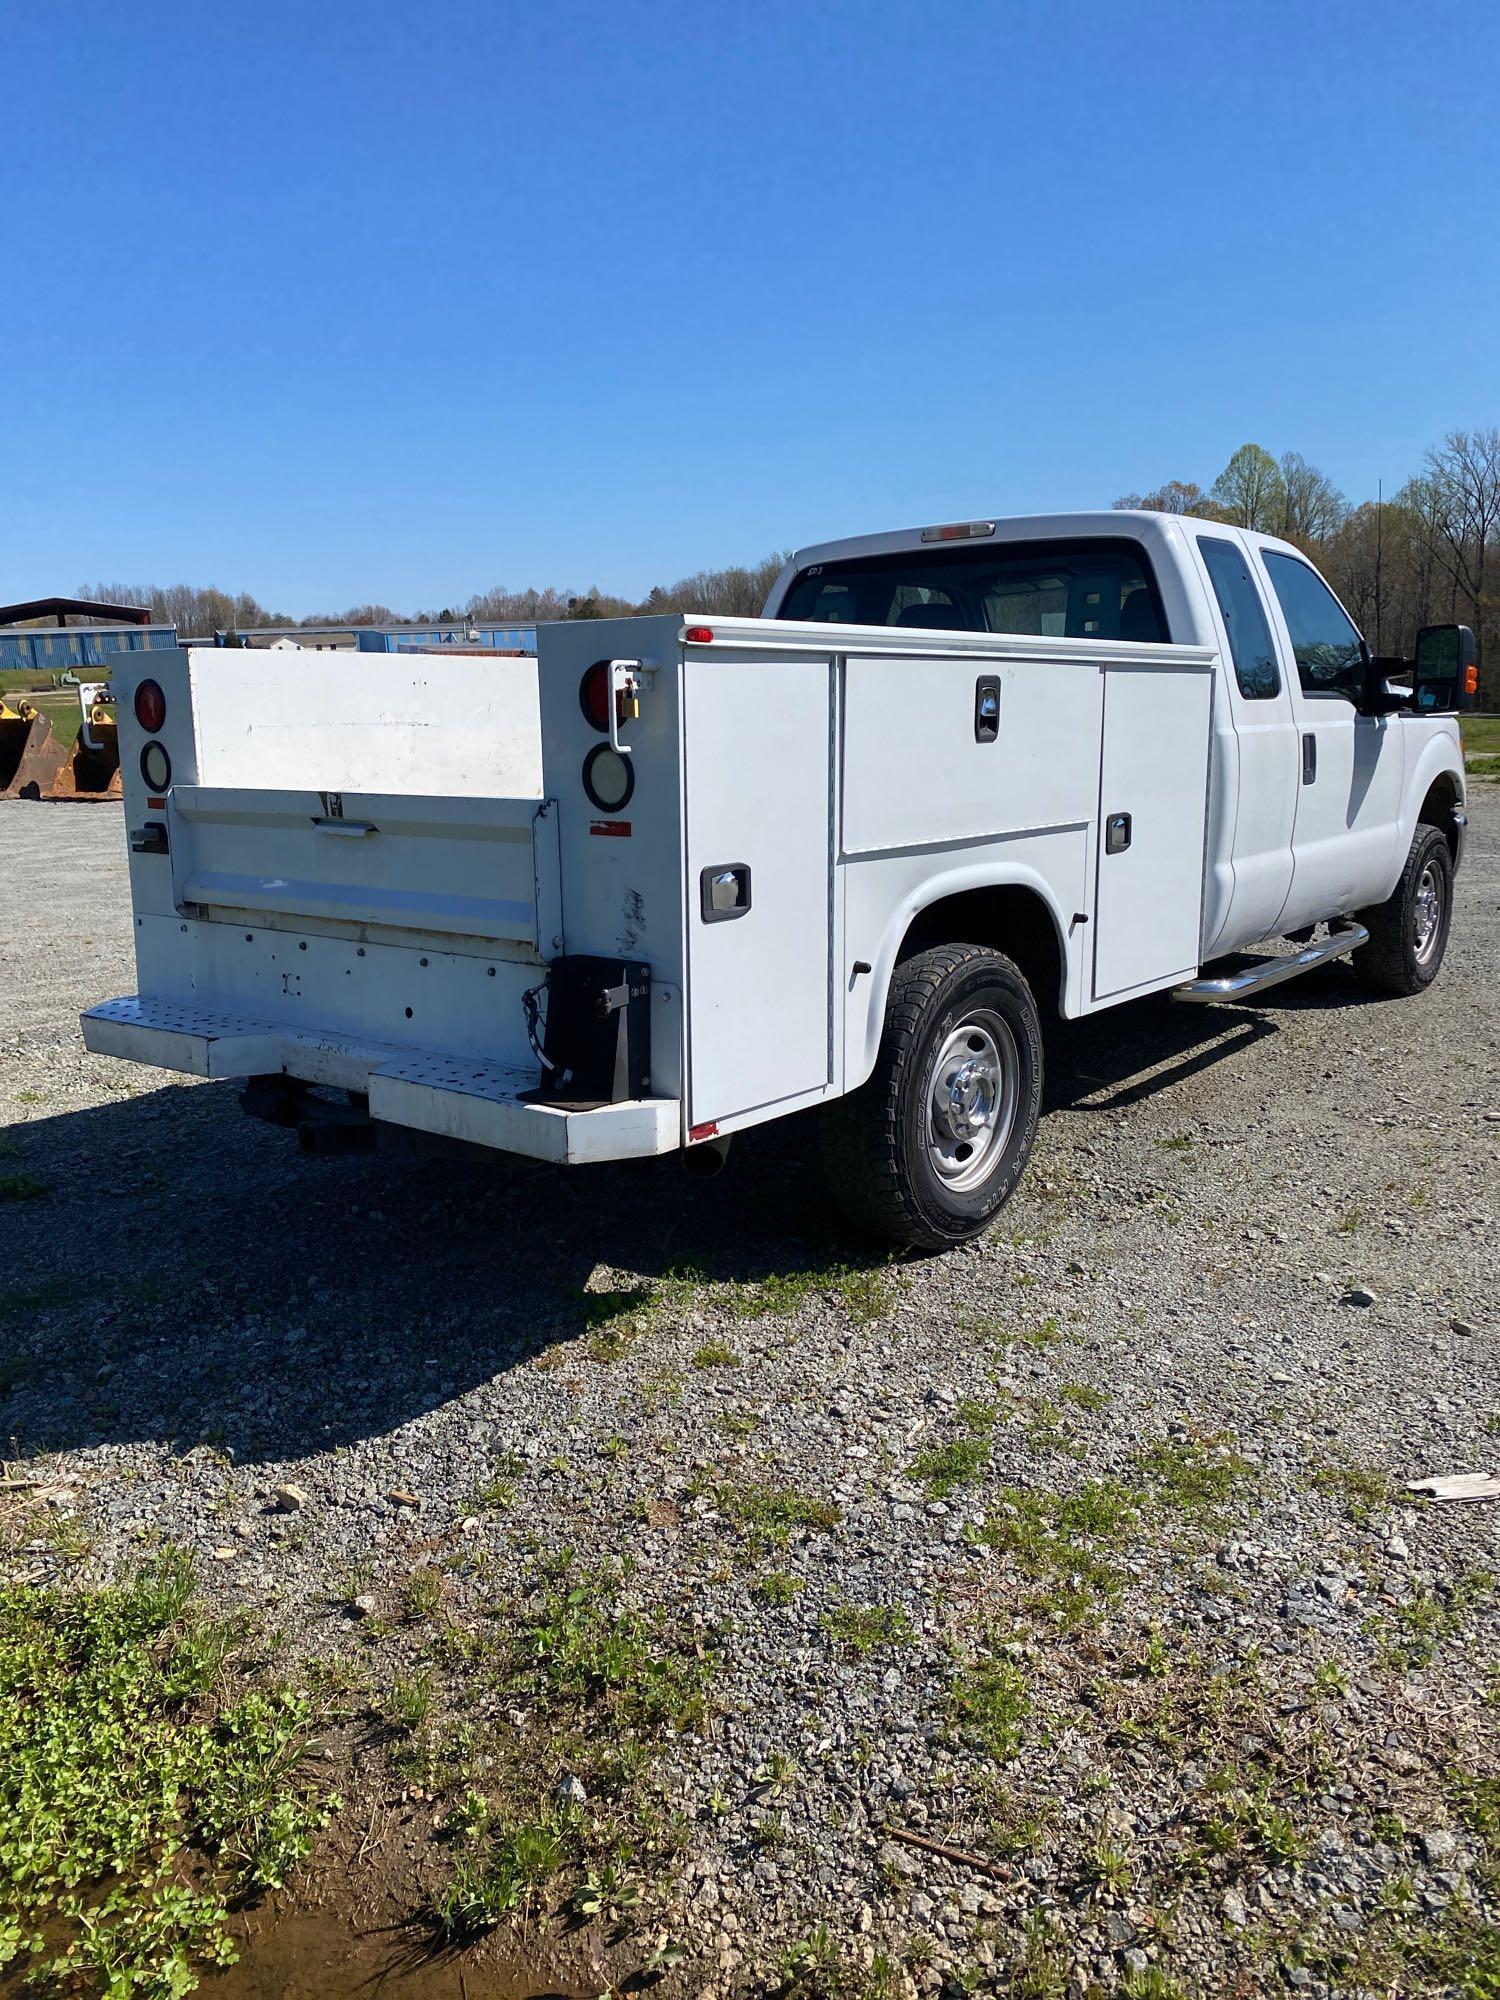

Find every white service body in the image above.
[81,513,1467,1167]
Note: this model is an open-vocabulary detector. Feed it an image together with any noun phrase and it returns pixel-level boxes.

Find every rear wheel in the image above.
[821,944,1043,1250]
[1353,823,1454,996]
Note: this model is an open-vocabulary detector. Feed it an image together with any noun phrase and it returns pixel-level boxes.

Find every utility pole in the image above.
[1374,478,1384,655]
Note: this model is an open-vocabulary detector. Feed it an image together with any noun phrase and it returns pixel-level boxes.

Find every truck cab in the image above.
[763,510,1468,969]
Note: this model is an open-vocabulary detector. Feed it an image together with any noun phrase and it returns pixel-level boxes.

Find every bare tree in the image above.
[1111,480,1218,516]
[1278,452,1347,545]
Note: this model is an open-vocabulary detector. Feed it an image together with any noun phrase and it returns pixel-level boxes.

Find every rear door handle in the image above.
[1301,733,1317,784]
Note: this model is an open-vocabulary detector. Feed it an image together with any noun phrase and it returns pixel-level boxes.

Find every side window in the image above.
[1260,551,1366,698]
[1198,537,1280,699]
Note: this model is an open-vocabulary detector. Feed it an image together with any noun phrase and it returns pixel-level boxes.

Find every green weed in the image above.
[821,1602,915,1654]
[0,1551,331,1994]
[703,1479,841,1551]
[908,1436,990,1498]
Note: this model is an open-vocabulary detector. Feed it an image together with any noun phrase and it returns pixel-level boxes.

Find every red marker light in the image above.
[578,661,611,732]
[684,625,715,644]
[134,679,167,731]
[688,1120,720,1142]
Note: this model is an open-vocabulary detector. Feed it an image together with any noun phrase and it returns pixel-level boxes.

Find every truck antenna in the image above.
[1375,478,1383,655]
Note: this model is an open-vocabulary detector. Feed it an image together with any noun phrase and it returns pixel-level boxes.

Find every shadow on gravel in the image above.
[0,958,1377,1466]
[0,1075,883,1465]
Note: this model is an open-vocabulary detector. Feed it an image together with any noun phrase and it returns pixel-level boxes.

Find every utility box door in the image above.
[1092,665,1213,1000]
[683,658,833,1127]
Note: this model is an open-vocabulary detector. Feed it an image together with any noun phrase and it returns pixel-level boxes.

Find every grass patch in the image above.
[908,1436,990,1499]
[716,1408,760,1440]
[1131,1434,1254,1518]
[701,1478,842,1551]
[821,1602,915,1654]
[1307,1455,1394,1524]
[1058,1380,1111,1412]
[949,1652,1031,1760]
[692,1340,742,1368]
[684,1261,900,1325]
[0,1173,50,1202]
[1375,1570,1495,1670]
[753,1571,803,1608]
[972,1479,1144,1627]
[427,1554,715,1938]
[957,1396,998,1434]
[433,1811,572,1934]
[0,1550,332,1993]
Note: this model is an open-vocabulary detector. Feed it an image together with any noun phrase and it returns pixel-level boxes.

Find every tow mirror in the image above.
[1413,624,1479,713]
[1359,654,1414,716]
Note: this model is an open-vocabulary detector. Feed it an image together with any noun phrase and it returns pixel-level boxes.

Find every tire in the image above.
[820,944,1043,1250]
[1353,823,1454,997]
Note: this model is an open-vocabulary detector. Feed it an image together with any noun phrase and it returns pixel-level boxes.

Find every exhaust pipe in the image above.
[682,1136,731,1179]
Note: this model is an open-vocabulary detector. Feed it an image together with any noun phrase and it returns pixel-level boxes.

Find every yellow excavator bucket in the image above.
[51,701,122,801]
[0,698,69,801]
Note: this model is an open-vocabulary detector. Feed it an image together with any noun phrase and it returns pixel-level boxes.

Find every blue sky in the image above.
[3,0,1496,615]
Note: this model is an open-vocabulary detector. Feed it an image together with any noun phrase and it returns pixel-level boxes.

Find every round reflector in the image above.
[579,661,613,732]
[140,740,172,792]
[582,743,634,814]
[133,679,167,732]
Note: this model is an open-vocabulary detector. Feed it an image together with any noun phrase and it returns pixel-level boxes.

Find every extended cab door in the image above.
[1189,531,1299,952]
[1255,544,1405,929]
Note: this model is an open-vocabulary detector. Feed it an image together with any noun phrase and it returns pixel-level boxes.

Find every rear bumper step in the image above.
[81,995,679,1164]
[1174,922,1369,1003]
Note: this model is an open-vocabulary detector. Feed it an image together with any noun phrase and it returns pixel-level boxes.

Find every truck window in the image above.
[1259,551,1365,698]
[778,539,1167,643]
[1198,537,1280,699]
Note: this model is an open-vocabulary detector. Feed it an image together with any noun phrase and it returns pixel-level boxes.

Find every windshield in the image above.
[777,538,1167,643]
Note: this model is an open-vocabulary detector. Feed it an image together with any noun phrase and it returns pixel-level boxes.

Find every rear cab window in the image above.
[1197,536,1281,699]
[777,538,1169,644]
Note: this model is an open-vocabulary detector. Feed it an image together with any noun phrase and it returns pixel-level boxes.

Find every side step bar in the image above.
[1174,922,1369,1004]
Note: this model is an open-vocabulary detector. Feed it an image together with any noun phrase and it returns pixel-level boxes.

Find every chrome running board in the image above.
[1174,922,1369,1004]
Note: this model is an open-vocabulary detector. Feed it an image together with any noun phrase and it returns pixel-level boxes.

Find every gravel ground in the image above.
[1,796,1497,1999]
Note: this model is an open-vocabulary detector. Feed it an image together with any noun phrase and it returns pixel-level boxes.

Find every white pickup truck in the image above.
[82,511,1474,1248]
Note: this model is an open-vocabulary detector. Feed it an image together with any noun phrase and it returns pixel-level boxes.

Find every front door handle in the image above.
[1301,732,1317,784]
[1105,812,1132,854]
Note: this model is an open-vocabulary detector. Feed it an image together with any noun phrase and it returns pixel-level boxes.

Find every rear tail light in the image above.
[579,661,615,732]
[134,679,166,731]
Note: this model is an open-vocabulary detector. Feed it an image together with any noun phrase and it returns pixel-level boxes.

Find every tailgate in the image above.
[167,785,562,952]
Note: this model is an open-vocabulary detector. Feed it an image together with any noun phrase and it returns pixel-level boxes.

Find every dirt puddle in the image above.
[206,1909,578,2000]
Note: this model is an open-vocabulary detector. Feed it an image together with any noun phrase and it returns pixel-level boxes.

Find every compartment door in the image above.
[683,658,833,1127]
[1092,666,1213,999]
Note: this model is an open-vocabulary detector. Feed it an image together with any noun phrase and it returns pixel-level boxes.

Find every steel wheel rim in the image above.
[927,1008,1019,1193]
[1413,862,1444,966]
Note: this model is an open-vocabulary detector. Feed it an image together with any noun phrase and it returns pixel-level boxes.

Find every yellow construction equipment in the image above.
[0,696,69,800]
[50,685,122,801]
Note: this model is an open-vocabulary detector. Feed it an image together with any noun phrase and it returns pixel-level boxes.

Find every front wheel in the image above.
[1353,823,1454,996]
[820,944,1043,1250]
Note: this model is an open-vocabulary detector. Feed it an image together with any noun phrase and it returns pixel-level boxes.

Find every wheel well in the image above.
[1419,772,1463,860]
[897,886,1064,1014]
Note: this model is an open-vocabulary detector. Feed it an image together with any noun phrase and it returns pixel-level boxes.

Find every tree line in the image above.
[1116,427,1498,695]
[68,424,1494,698]
[71,551,793,638]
